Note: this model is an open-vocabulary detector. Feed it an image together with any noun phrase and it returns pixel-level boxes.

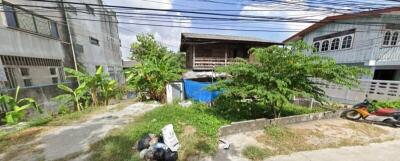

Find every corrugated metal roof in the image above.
[181,33,280,44]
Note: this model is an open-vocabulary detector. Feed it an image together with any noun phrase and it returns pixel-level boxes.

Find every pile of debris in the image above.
[136,124,180,161]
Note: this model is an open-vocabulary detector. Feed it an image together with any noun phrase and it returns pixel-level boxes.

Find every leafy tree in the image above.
[126,34,184,102]
[1,86,42,124]
[210,41,369,117]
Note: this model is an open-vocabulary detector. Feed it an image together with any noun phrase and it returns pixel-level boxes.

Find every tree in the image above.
[209,41,369,117]
[125,34,184,102]
[1,86,42,124]
[54,84,89,112]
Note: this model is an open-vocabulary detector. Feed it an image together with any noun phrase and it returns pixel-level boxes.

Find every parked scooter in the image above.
[342,95,400,127]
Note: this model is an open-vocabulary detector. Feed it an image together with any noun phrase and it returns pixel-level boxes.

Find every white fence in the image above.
[314,79,400,104]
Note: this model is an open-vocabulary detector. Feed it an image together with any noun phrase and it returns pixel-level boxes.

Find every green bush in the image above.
[57,106,72,116]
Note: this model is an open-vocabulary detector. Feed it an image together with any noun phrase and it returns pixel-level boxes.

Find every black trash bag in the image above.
[164,149,178,161]
[137,135,152,151]
[153,148,166,161]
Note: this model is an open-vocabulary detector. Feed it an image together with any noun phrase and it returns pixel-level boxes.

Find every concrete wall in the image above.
[65,0,123,83]
[219,110,344,136]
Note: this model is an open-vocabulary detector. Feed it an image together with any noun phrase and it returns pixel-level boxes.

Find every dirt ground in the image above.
[209,119,400,161]
[0,102,160,161]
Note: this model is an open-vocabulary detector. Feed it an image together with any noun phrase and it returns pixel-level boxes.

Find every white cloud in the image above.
[240,0,333,39]
[104,0,192,58]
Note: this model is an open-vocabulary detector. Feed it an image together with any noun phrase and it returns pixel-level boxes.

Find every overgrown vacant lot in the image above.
[229,119,400,161]
[87,102,325,161]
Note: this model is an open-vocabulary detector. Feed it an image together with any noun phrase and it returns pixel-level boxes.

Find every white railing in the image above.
[313,79,400,104]
[193,57,242,70]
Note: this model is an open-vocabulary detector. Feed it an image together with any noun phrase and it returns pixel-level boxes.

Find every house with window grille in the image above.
[0,0,123,114]
[284,7,400,103]
[284,7,400,81]
[180,33,281,80]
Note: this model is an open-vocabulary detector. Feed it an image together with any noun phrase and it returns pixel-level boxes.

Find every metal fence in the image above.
[314,79,400,104]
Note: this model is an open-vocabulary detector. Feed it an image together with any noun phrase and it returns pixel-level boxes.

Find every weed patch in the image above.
[242,146,269,161]
[89,103,228,161]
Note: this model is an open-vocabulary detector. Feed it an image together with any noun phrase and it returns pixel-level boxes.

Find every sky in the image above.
[102,0,398,59]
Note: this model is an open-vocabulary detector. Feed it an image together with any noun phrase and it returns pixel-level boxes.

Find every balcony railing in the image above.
[193,57,243,70]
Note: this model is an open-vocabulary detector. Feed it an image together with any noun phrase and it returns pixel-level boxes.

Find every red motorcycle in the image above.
[342,97,400,127]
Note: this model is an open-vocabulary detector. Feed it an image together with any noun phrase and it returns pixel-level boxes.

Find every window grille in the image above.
[313,42,320,52]
[330,38,340,50]
[4,67,17,89]
[0,55,62,67]
[321,40,329,51]
[391,32,398,46]
[23,79,32,87]
[342,36,353,49]
[383,31,391,45]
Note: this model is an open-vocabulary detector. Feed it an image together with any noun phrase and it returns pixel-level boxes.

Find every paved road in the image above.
[264,140,400,161]
[2,102,160,161]
[210,139,400,161]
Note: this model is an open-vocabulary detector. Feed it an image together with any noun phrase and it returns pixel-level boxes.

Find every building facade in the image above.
[180,33,281,80]
[0,0,123,114]
[65,0,123,83]
[284,7,400,81]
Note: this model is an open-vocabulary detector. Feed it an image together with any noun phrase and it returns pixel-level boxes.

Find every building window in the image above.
[383,31,391,45]
[4,67,17,89]
[16,8,36,32]
[342,36,352,49]
[23,79,32,87]
[50,21,59,39]
[20,68,30,76]
[4,3,59,39]
[321,40,329,51]
[4,5,17,27]
[313,42,320,52]
[50,68,57,75]
[35,16,51,35]
[330,38,340,50]
[86,5,95,15]
[391,32,398,46]
[90,37,99,45]
[52,77,58,84]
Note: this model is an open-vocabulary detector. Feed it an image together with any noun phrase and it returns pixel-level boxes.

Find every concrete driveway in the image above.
[0,102,160,161]
[209,119,400,161]
[265,140,400,161]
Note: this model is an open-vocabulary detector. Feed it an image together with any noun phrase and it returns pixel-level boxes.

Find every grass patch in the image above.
[242,146,269,161]
[255,123,391,159]
[345,122,388,137]
[0,127,44,153]
[88,103,228,161]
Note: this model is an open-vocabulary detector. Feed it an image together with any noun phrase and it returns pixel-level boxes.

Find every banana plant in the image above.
[54,84,89,112]
[1,86,42,125]
[63,66,117,106]
[100,79,117,105]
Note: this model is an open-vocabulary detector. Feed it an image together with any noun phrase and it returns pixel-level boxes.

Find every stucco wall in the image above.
[66,0,123,77]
